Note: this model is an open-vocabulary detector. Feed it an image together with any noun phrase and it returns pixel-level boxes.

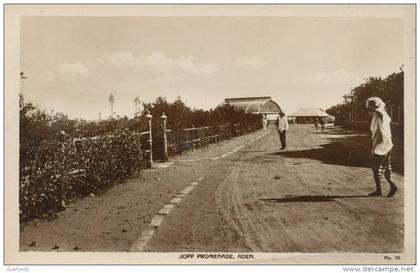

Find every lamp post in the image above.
[161,112,168,162]
[146,110,153,167]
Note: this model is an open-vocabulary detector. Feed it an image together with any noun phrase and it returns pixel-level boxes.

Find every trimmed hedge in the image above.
[19,130,145,222]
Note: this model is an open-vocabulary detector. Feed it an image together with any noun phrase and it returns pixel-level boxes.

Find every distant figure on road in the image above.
[319,117,325,131]
[366,97,397,197]
[276,112,288,150]
[313,117,319,131]
[262,114,268,131]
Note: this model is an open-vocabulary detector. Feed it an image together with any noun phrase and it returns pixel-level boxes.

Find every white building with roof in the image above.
[288,108,334,124]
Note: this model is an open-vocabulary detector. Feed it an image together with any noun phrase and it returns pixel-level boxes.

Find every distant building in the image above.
[217,96,282,121]
[288,108,335,124]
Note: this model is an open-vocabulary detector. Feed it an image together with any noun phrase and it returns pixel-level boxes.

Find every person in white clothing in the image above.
[261,114,268,131]
[275,112,288,150]
[366,97,397,197]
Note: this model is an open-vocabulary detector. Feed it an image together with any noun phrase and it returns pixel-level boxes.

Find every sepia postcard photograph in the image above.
[4,4,416,266]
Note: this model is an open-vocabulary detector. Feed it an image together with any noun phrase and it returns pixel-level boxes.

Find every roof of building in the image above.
[289,108,331,117]
[218,96,282,114]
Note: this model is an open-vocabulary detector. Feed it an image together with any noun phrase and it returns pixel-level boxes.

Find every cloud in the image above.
[236,57,266,68]
[310,69,355,83]
[31,51,220,119]
[288,68,360,110]
[97,51,219,74]
[97,51,138,67]
[39,70,56,82]
[58,62,88,76]
[38,50,219,91]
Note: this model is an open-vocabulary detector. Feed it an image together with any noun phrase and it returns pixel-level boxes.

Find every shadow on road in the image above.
[271,141,369,168]
[259,194,372,203]
[270,127,404,175]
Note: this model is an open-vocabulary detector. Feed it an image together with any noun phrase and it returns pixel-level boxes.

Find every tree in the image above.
[326,71,403,123]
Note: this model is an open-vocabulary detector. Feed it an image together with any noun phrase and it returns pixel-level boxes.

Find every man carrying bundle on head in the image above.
[366,97,397,197]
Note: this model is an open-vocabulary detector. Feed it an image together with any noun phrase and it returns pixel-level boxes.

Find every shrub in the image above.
[19,130,144,222]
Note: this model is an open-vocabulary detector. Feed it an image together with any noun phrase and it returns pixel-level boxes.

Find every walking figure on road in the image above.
[262,114,268,131]
[366,97,397,197]
[276,112,288,150]
[319,117,325,131]
[313,117,319,131]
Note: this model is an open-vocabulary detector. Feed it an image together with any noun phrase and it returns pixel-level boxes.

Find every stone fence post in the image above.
[146,111,153,167]
[161,112,168,162]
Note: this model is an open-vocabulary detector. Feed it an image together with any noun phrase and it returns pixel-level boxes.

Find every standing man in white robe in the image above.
[276,112,288,150]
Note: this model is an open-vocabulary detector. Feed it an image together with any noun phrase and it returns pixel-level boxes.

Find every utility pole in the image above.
[343,94,354,121]
[109,93,115,119]
[134,96,142,118]
[20,72,27,93]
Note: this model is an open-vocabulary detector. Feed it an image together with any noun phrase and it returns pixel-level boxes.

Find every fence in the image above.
[334,104,404,137]
[164,123,252,158]
[336,104,403,124]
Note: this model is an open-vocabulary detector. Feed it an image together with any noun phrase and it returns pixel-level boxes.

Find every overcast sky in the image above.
[20,16,403,120]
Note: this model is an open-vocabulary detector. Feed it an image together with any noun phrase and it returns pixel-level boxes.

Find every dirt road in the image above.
[20,125,404,252]
[145,125,404,252]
